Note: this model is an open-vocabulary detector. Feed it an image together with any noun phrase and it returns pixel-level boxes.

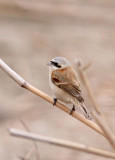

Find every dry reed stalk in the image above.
[9,128,115,159]
[75,60,115,150]
[93,111,115,150]
[0,59,104,136]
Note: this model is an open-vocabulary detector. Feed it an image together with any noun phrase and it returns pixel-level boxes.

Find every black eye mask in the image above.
[51,61,61,68]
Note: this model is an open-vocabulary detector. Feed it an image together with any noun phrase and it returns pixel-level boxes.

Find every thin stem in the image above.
[76,60,115,150]
[93,111,115,150]
[82,62,92,71]
[9,128,115,159]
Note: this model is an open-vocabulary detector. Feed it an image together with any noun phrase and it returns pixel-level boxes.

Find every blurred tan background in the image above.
[0,0,115,159]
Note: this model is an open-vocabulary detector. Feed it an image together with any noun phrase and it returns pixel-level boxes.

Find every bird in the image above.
[47,57,91,120]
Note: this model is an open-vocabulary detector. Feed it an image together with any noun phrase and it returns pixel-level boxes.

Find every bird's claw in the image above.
[84,112,92,120]
[53,98,57,106]
[70,105,75,115]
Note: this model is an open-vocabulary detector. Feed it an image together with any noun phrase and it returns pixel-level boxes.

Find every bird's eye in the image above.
[50,61,61,68]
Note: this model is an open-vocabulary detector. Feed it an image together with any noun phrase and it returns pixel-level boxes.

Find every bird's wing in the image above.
[51,69,84,102]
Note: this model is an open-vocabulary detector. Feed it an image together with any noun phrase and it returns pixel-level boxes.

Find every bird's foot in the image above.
[70,105,75,115]
[84,112,92,120]
[81,104,92,120]
[53,98,57,106]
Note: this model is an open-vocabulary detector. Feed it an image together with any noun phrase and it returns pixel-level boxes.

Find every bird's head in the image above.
[47,57,70,71]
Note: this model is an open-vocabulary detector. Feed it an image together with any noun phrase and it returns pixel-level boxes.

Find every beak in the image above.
[46,62,51,66]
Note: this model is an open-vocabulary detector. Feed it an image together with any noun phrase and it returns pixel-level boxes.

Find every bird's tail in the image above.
[80,102,92,120]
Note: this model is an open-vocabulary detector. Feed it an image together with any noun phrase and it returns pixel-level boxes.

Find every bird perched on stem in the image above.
[47,57,91,120]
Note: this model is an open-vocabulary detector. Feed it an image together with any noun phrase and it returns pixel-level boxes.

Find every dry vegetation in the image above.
[0,0,115,160]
